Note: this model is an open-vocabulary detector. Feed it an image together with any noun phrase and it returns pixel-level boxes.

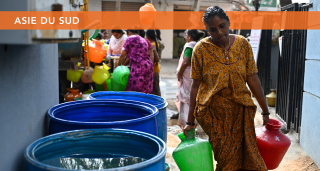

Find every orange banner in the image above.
[0,11,319,30]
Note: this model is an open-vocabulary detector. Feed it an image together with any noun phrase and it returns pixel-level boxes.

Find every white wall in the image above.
[300,0,320,168]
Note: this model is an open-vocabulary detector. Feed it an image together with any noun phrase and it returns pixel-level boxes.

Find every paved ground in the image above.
[160,59,320,171]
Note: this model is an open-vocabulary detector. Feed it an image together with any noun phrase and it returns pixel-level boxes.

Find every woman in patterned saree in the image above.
[118,29,154,94]
[183,6,270,171]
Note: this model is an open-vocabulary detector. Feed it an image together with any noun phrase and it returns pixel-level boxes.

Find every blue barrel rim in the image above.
[25,129,167,171]
[89,92,166,109]
[160,101,168,110]
[48,99,159,126]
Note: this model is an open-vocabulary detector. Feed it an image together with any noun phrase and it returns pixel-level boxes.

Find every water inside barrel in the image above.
[42,156,146,170]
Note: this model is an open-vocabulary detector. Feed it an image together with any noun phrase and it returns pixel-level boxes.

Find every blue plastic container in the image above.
[89,91,168,143]
[48,100,158,136]
[25,129,166,171]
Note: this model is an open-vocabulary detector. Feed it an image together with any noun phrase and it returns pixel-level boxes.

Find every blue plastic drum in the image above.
[25,129,166,171]
[48,100,158,136]
[89,92,168,143]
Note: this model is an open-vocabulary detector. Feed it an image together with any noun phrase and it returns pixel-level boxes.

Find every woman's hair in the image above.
[95,32,102,40]
[127,26,143,35]
[127,29,139,34]
[111,29,124,34]
[146,30,159,53]
[100,29,106,33]
[111,26,125,34]
[156,30,162,41]
[185,30,205,41]
[203,6,230,25]
[139,30,146,38]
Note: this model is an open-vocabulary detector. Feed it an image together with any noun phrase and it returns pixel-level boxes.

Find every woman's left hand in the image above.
[177,72,182,81]
[262,115,270,125]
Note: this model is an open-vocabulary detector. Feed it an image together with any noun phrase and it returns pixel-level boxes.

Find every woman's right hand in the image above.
[177,72,182,81]
[183,125,196,137]
[106,54,112,61]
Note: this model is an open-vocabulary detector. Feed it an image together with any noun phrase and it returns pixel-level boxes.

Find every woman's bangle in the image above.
[261,112,270,116]
[186,122,195,126]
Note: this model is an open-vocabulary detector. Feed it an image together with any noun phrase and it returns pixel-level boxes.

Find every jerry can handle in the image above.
[186,129,196,140]
[177,129,196,141]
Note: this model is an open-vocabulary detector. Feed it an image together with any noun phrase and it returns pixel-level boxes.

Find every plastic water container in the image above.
[66,70,83,83]
[113,66,130,85]
[159,77,166,100]
[173,129,214,171]
[25,129,166,171]
[111,77,127,91]
[89,92,168,143]
[47,99,159,136]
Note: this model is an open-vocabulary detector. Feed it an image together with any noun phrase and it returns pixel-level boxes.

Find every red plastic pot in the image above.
[256,119,291,170]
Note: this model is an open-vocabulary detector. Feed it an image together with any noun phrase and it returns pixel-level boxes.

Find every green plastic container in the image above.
[106,77,112,91]
[172,129,214,171]
[106,73,113,91]
[113,66,130,85]
[111,76,127,91]
[95,83,105,91]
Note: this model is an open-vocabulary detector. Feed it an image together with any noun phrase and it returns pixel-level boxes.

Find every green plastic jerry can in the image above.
[172,129,214,171]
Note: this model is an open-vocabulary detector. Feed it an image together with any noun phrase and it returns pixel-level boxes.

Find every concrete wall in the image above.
[300,0,320,168]
[0,44,59,171]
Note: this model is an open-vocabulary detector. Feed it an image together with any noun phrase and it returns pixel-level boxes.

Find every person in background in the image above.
[101,29,111,44]
[146,30,161,96]
[156,30,165,59]
[183,6,269,171]
[100,29,108,40]
[118,28,154,93]
[106,28,127,70]
[95,32,102,40]
[138,30,155,63]
[139,30,146,38]
[176,29,204,129]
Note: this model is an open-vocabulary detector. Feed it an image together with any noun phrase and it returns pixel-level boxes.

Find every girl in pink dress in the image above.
[107,29,127,69]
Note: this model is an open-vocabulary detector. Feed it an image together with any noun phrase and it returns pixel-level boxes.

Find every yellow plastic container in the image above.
[91,63,111,85]
[67,70,83,82]
[103,44,109,51]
